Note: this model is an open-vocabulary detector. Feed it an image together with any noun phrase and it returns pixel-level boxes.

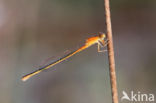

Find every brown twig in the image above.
[104,0,119,103]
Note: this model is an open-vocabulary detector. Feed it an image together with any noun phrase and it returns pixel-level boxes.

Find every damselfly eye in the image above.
[98,32,105,39]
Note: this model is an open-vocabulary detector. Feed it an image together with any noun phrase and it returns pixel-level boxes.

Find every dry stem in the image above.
[104,0,119,103]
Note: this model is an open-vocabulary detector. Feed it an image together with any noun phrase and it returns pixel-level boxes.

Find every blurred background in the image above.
[0,0,156,103]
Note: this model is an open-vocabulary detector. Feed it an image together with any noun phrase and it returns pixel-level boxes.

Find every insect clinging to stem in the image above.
[22,32,108,81]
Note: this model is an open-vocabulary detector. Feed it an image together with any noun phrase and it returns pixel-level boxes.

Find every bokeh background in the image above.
[0,0,156,103]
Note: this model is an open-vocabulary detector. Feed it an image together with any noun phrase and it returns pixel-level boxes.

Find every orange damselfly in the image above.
[22,32,108,81]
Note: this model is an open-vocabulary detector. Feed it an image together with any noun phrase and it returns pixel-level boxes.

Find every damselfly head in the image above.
[98,32,106,40]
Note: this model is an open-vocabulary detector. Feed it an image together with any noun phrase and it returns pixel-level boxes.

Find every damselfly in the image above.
[22,32,108,81]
